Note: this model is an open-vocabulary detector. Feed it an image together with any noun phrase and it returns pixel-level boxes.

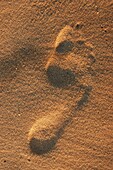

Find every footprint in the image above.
[46,25,76,88]
[28,25,95,154]
[55,25,74,54]
[46,66,75,88]
[28,107,69,155]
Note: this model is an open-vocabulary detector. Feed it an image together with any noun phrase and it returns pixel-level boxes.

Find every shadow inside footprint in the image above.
[46,65,76,88]
[29,122,65,155]
[29,136,58,155]
[56,40,74,54]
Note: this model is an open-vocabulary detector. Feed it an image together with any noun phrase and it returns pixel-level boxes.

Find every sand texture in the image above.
[0,0,113,170]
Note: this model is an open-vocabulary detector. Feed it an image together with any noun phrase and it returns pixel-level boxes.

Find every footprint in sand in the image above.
[28,25,95,155]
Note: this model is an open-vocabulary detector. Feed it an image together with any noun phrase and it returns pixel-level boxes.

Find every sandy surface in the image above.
[0,0,113,170]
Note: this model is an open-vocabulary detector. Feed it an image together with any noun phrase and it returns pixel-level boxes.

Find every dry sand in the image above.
[0,0,113,170]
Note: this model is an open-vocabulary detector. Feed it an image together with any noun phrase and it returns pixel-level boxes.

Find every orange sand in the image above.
[0,1,113,170]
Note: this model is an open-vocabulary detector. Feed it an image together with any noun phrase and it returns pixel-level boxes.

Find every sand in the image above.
[0,0,113,170]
